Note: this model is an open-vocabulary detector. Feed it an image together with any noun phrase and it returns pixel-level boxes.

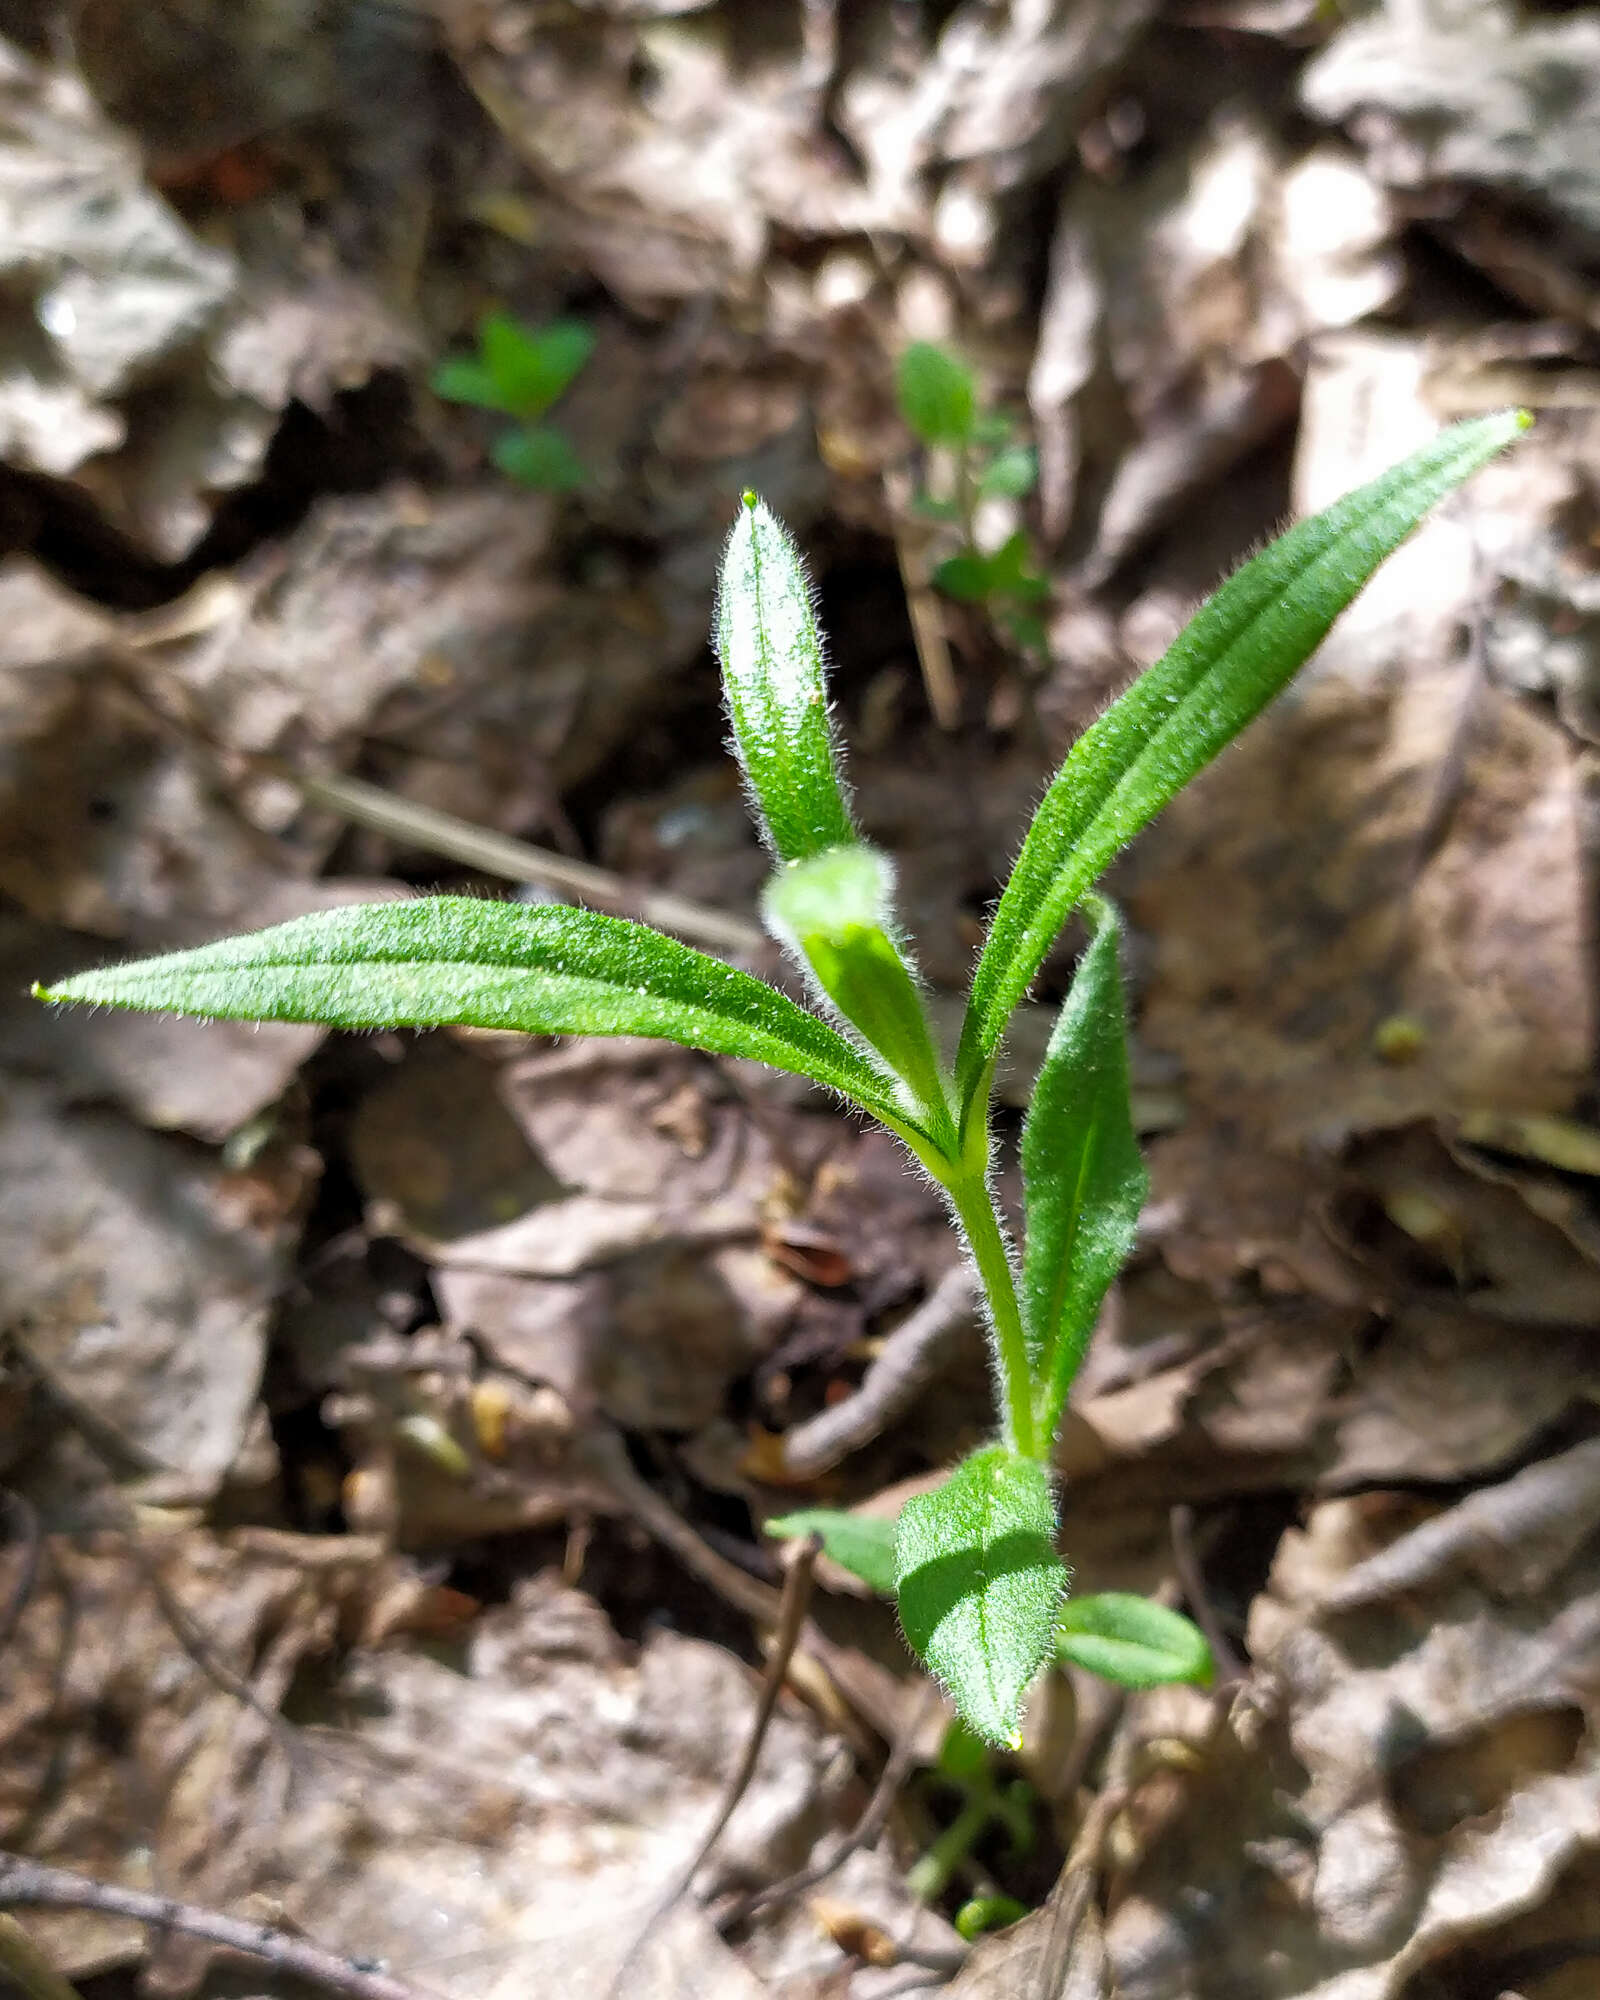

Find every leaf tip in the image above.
[741,488,760,511]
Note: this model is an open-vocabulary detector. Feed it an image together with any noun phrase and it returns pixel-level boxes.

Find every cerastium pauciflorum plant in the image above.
[896,340,1049,652]
[37,412,1527,1744]
[430,312,594,492]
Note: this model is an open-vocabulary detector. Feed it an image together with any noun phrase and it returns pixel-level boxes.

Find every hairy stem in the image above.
[946,1170,1037,1460]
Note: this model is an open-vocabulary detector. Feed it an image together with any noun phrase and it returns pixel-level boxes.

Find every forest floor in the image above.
[2,3,1600,1996]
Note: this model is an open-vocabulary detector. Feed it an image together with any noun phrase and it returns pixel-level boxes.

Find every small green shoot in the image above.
[36,412,1528,1742]
[897,341,1048,652]
[954,1895,1030,1942]
[905,1720,1037,1906]
[764,1502,1214,1699]
[431,311,593,492]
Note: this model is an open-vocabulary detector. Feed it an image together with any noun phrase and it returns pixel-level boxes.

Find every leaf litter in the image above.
[2,1,1600,1995]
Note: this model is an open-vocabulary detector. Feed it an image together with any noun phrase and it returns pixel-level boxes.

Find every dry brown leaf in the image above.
[1313,1436,1600,1611]
[1302,0,1600,244]
[1031,107,1398,576]
[1126,337,1590,1146]
[0,1070,298,1499]
[0,1529,358,1974]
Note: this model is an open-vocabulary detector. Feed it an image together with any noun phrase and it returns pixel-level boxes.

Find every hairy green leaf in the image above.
[763,845,949,1130]
[481,314,594,419]
[35,899,917,1126]
[1022,896,1147,1444]
[492,424,585,491]
[765,1508,898,1596]
[896,1447,1065,1745]
[956,410,1529,1104]
[1055,1593,1213,1689]
[716,495,858,864]
[898,342,977,447]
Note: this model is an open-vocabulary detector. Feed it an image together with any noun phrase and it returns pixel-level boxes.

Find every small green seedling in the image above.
[897,340,1049,651]
[906,1719,1036,1911]
[431,311,594,491]
[35,412,1527,1744]
[766,1509,1214,1694]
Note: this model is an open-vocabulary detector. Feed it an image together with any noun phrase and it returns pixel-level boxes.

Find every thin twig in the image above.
[0,1491,42,1658]
[570,1423,920,1747]
[777,1264,978,1479]
[885,469,961,731]
[127,1517,316,1776]
[713,1681,941,1931]
[3,1331,312,1770]
[1408,542,1491,879]
[1372,542,1491,1023]
[608,1537,822,1998]
[1169,1505,1246,1687]
[101,637,765,958]
[0,1854,438,2000]
[273,763,766,956]
[576,1423,783,1626]
[1026,1779,1126,1992]
[1044,1668,1127,1810]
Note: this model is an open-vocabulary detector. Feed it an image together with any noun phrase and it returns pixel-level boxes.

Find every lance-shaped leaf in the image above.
[716,495,858,864]
[34,898,916,1127]
[896,1446,1065,1746]
[1055,1593,1213,1690]
[766,1508,898,1597]
[1021,895,1147,1446]
[763,844,950,1133]
[955,410,1530,1106]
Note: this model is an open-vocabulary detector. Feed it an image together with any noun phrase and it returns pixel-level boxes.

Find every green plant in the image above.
[906,1719,1036,1913]
[897,340,1049,651]
[766,1502,1214,1692]
[430,311,594,491]
[35,412,1526,1743]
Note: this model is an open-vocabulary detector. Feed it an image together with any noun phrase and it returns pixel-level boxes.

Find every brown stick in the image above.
[0,1854,439,2000]
[885,470,962,731]
[100,638,766,958]
[713,1680,941,1931]
[777,1264,978,1479]
[607,1536,822,1998]
[0,1490,41,1658]
[1169,1504,1245,1686]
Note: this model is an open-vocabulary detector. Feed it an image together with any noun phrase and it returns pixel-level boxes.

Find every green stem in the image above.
[905,1790,995,1904]
[957,441,977,549]
[947,1171,1037,1460]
